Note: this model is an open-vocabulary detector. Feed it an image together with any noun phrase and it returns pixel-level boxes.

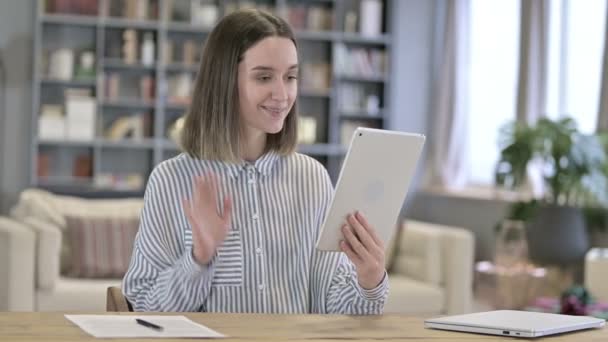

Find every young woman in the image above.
[122,9,388,314]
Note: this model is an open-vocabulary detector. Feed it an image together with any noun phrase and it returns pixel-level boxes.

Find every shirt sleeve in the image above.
[308,167,389,314]
[122,165,215,311]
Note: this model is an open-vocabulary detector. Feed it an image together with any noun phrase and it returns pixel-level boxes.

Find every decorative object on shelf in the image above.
[183,39,197,66]
[191,0,219,28]
[95,173,144,191]
[297,116,317,145]
[38,105,66,140]
[49,48,74,80]
[105,73,121,101]
[307,6,331,31]
[167,72,192,104]
[122,29,138,64]
[344,10,358,33]
[495,117,608,265]
[66,92,96,141]
[360,0,383,37]
[366,94,380,116]
[139,75,155,102]
[124,0,149,20]
[168,116,185,147]
[105,116,145,140]
[73,154,93,178]
[163,40,174,64]
[140,32,155,66]
[75,50,96,80]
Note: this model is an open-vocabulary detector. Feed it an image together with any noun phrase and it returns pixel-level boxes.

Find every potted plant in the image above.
[495,117,608,264]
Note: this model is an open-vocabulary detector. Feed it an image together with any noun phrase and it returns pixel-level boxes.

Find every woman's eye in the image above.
[258,76,271,82]
[288,75,298,81]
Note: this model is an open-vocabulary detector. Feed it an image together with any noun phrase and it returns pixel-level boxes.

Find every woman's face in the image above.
[237,36,298,136]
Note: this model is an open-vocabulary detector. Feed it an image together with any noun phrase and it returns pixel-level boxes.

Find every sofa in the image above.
[0,189,475,314]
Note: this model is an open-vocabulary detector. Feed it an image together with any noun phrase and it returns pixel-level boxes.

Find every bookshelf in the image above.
[32,0,392,196]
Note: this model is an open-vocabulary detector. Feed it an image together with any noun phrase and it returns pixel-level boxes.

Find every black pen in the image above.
[135,318,164,331]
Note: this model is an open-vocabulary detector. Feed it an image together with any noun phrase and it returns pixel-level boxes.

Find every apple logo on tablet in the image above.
[365,180,384,202]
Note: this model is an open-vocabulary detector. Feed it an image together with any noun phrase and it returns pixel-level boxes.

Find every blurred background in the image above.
[1,0,608,316]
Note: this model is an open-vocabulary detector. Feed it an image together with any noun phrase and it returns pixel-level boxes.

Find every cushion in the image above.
[384,275,445,314]
[64,215,139,278]
[11,189,144,273]
[392,223,442,286]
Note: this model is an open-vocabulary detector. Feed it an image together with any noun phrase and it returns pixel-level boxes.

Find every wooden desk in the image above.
[0,312,605,341]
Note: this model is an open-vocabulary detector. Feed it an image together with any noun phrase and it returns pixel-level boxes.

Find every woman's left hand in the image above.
[340,211,386,289]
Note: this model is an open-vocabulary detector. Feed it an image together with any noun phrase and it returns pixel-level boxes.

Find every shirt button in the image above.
[258,284,265,291]
[252,213,259,220]
[248,178,255,185]
[255,247,262,255]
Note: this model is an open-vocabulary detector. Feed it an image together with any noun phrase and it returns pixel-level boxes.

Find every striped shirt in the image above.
[122,151,389,313]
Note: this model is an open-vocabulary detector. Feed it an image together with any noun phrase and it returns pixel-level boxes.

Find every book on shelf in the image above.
[287,5,333,31]
[167,73,193,104]
[66,94,96,141]
[301,63,331,92]
[39,105,66,141]
[334,44,387,78]
[73,154,93,178]
[297,116,317,145]
[46,0,99,15]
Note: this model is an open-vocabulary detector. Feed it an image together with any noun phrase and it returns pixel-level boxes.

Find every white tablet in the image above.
[315,127,425,251]
[424,310,605,338]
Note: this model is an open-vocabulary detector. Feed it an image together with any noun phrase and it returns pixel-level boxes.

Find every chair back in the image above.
[106,286,133,312]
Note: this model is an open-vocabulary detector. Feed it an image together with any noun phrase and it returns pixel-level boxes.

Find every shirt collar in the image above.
[219,150,281,179]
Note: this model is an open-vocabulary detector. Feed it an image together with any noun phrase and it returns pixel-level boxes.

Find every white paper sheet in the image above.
[65,315,225,339]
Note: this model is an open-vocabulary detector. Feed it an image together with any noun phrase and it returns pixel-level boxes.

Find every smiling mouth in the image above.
[261,106,287,116]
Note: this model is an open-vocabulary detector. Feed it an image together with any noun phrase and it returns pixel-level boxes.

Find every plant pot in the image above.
[526,205,589,265]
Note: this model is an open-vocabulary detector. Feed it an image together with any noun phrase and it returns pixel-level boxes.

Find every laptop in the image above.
[425,310,605,338]
[315,127,425,251]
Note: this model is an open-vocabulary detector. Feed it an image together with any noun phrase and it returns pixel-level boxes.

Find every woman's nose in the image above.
[271,80,288,100]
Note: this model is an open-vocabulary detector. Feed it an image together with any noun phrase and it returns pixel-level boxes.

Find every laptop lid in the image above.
[425,310,605,338]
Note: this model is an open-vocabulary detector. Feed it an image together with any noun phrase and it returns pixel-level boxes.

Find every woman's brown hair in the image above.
[181,9,298,162]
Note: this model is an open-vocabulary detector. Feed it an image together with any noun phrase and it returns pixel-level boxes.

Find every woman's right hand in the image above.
[183,173,233,265]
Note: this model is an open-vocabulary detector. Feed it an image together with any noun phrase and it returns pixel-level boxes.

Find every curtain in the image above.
[516,0,551,124]
[597,2,608,131]
[430,0,470,189]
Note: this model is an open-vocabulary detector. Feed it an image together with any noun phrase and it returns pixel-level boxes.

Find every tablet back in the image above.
[316,128,425,251]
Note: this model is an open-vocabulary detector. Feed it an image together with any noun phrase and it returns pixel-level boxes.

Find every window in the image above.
[465,0,607,186]
[546,0,607,134]
[466,0,520,185]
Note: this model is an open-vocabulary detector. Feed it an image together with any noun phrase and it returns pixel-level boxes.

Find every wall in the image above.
[389,0,438,216]
[0,0,34,214]
[407,191,511,261]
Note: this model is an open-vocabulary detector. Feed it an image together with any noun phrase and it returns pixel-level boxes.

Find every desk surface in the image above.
[0,312,605,342]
